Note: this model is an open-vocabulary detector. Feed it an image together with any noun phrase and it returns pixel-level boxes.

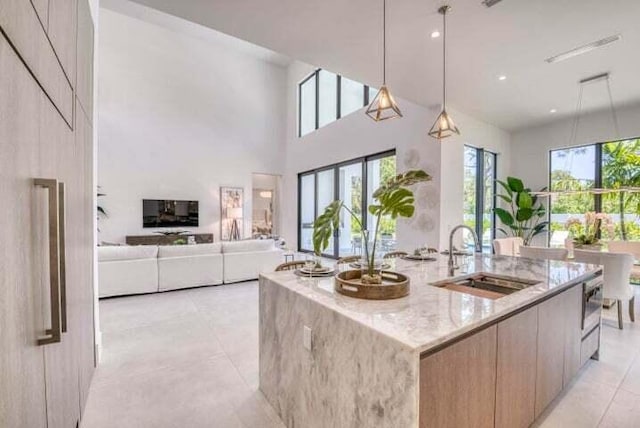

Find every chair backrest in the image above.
[337,255,361,264]
[608,241,640,260]
[493,237,524,256]
[573,249,635,300]
[549,230,570,247]
[383,251,408,259]
[520,245,568,261]
[275,261,306,271]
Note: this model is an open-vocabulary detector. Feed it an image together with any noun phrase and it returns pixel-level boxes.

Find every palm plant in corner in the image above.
[312,170,430,285]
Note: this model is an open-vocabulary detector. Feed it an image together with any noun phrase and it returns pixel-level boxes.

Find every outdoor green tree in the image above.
[601,139,640,240]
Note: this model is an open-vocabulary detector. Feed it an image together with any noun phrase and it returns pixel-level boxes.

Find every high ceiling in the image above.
[126,0,640,131]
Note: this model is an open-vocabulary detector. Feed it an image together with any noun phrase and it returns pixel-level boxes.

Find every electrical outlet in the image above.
[303,325,312,351]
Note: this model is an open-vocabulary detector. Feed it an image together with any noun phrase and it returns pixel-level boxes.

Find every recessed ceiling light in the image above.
[431,31,440,38]
[498,75,507,81]
[550,109,557,113]
[545,35,622,64]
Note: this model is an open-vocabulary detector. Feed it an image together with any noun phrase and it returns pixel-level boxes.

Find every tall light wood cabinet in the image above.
[563,284,583,386]
[535,291,567,417]
[420,326,498,428]
[0,1,95,427]
[495,306,538,428]
[0,32,50,428]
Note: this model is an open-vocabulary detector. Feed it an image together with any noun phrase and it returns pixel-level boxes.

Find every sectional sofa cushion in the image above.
[158,242,222,258]
[157,244,224,291]
[98,245,158,262]
[221,239,274,253]
[98,246,159,297]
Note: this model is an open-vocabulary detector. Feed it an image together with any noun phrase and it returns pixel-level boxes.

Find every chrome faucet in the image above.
[448,225,481,274]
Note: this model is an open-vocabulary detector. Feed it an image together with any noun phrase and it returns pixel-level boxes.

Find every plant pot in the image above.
[574,243,603,251]
[335,270,410,300]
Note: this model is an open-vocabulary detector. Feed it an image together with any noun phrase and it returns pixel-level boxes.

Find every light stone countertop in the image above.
[260,254,601,355]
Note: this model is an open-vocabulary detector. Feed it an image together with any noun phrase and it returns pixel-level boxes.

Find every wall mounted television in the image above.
[143,199,199,228]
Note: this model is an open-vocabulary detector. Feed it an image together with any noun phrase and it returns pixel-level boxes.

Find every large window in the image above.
[463,146,497,252]
[298,69,374,137]
[298,151,396,258]
[549,138,640,241]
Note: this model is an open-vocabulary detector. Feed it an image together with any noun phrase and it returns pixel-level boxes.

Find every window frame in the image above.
[298,69,373,138]
[464,145,498,252]
[297,149,396,257]
[547,137,640,242]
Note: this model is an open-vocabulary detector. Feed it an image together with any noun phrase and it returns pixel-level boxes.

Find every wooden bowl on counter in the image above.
[334,270,410,300]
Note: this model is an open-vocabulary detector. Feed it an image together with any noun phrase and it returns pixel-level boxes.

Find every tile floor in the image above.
[82,281,640,428]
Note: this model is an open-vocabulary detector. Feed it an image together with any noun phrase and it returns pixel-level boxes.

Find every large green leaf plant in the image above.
[312,170,431,281]
[494,177,548,245]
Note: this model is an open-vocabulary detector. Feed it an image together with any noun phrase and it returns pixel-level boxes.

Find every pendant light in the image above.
[429,5,460,140]
[366,0,403,121]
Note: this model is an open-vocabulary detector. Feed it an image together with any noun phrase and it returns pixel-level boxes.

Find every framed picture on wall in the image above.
[220,187,244,241]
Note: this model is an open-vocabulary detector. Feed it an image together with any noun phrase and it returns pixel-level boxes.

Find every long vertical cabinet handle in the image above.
[35,178,62,346]
[58,182,67,333]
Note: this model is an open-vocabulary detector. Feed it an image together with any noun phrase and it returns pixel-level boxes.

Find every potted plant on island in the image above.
[312,170,430,298]
[565,212,613,250]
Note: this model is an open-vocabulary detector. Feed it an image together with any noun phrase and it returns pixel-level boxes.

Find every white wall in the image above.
[281,61,512,251]
[511,104,640,191]
[97,7,287,243]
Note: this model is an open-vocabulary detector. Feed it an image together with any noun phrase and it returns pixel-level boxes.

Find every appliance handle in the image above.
[35,178,62,346]
[58,182,67,333]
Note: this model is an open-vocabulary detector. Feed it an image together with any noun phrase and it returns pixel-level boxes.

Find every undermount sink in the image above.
[433,273,541,300]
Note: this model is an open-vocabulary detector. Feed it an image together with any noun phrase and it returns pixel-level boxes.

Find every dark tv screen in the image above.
[143,199,199,228]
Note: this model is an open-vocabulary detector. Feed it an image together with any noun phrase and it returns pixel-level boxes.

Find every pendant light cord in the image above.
[442,7,447,108]
[606,76,621,139]
[570,83,584,145]
[382,0,386,85]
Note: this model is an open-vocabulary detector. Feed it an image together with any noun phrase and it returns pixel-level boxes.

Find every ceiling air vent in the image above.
[545,35,622,63]
[482,0,504,7]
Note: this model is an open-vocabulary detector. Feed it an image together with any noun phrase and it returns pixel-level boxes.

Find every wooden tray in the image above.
[335,270,410,300]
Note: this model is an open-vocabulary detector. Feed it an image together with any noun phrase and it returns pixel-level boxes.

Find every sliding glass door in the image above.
[463,146,497,252]
[338,163,364,257]
[298,150,396,258]
[299,174,315,252]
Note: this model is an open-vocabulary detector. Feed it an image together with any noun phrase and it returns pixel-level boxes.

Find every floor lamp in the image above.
[228,207,243,240]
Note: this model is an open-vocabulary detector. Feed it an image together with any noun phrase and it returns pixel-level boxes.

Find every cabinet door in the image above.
[563,285,583,386]
[0,0,74,125]
[40,92,81,428]
[31,0,49,27]
[535,292,567,417]
[76,99,96,415]
[420,326,497,428]
[76,0,94,120]
[47,0,78,88]
[0,33,48,428]
[495,306,538,428]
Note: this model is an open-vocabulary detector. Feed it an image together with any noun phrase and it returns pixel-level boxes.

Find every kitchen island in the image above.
[259,254,602,428]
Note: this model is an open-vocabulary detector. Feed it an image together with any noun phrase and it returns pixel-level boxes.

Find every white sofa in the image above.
[98,245,159,298]
[98,239,283,297]
[221,239,283,283]
[158,243,224,291]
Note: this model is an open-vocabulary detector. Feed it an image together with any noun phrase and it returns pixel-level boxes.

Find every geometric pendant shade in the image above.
[366,85,403,121]
[365,0,403,122]
[429,5,460,140]
[428,109,459,139]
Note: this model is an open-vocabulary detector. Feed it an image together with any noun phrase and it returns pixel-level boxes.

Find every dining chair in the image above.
[275,261,306,271]
[519,245,569,261]
[493,237,524,256]
[609,240,640,285]
[574,249,635,329]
